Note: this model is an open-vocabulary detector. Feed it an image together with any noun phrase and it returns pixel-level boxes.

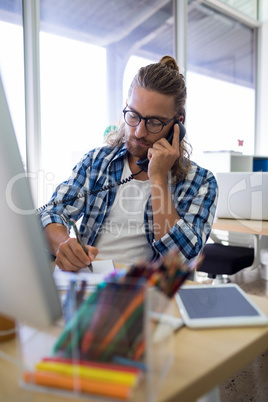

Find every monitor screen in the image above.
[0,75,62,328]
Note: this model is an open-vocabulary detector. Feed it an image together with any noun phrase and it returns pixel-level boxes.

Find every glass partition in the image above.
[219,0,258,20]
[39,0,174,203]
[187,0,256,160]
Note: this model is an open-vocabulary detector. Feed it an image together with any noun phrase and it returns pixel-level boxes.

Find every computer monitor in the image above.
[215,172,268,220]
[0,75,62,328]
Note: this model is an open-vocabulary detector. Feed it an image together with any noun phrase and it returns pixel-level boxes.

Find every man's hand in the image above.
[147,124,181,241]
[55,238,98,272]
[147,123,180,181]
[44,223,98,272]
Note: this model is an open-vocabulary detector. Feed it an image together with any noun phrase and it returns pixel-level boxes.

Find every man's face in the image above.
[125,87,176,160]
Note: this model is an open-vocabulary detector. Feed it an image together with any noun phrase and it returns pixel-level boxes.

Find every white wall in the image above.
[256,1,268,249]
[256,1,268,154]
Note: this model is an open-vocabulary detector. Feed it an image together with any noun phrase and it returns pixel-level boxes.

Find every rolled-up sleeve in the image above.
[153,164,218,262]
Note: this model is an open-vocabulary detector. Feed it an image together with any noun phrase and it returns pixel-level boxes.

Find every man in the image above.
[39,55,218,271]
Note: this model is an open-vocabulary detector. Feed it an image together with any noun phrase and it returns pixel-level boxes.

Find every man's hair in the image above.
[106,55,191,182]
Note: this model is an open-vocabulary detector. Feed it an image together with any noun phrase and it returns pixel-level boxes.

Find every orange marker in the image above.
[24,370,132,400]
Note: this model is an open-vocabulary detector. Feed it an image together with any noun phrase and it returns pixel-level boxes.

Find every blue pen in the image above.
[63,278,76,323]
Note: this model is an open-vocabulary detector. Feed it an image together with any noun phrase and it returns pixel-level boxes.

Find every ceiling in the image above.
[0,0,256,87]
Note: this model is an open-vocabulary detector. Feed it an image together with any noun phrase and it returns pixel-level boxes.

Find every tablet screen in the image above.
[175,284,268,328]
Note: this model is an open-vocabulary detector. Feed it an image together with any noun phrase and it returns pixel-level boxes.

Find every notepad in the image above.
[175,284,268,328]
[53,260,117,290]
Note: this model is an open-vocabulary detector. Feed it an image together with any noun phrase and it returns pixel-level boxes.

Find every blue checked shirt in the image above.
[39,144,218,263]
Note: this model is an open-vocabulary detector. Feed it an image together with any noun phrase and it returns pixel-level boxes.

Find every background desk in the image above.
[213,218,268,236]
[1,294,268,402]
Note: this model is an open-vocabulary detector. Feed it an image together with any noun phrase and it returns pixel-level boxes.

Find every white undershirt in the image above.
[94,160,153,265]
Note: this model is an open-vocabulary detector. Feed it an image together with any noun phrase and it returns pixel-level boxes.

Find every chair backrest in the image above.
[211,229,254,248]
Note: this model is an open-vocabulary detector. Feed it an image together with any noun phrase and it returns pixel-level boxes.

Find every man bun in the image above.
[159,55,179,72]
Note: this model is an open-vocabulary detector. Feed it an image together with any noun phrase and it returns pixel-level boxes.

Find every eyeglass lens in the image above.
[124,110,163,133]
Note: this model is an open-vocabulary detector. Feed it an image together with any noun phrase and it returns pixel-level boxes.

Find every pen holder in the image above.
[19,278,175,402]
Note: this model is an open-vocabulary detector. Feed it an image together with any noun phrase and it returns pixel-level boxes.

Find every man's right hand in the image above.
[44,223,98,272]
[55,238,98,272]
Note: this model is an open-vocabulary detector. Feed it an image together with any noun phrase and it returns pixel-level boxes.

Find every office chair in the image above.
[198,230,260,283]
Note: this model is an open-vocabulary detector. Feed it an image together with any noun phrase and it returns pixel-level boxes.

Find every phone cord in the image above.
[36,169,143,213]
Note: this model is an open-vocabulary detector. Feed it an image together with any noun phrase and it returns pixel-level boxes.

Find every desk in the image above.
[213,218,268,236]
[1,294,268,402]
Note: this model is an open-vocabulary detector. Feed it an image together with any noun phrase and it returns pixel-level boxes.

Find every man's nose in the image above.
[134,119,148,138]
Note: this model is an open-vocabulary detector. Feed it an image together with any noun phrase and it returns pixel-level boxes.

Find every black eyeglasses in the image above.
[123,106,176,134]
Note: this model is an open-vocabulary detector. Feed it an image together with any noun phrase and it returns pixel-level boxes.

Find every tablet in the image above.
[175,284,268,328]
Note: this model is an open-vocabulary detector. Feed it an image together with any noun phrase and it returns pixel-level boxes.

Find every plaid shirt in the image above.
[39,144,218,263]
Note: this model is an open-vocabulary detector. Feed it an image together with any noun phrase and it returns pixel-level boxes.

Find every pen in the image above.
[70,219,93,272]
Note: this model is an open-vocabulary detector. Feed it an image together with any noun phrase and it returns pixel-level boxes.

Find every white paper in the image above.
[53,260,116,290]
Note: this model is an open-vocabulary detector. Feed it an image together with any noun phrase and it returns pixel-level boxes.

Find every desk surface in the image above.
[213,218,268,236]
[1,293,268,402]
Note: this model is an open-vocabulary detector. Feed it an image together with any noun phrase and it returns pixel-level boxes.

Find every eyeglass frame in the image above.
[123,105,177,134]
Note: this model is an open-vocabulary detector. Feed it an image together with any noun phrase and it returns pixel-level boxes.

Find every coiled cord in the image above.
[36,169,143,213]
